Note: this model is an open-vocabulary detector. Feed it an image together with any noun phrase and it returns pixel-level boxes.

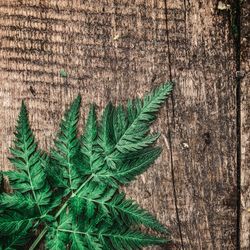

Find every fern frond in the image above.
[113,104,127,142]
[1,83,173,250]
[55,215,167,250]
[115,82,172,154]
[99,102,115,156]
[104,82,172,169]
[75,181,168,233]
[7,102,52,215]
[70,233,86,250]
[51,95,82,192]
[44,157,68,188]
[50,211,108,250]
[80,104,100,174]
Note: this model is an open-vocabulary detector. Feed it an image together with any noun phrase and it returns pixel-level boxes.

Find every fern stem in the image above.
[29,226,48,250]
[55,174,93,218]
[29,175,93,250]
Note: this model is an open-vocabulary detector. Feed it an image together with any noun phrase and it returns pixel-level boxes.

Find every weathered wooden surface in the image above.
[0,0,245,249]
[161,1,237,248]
[241,1,250,249]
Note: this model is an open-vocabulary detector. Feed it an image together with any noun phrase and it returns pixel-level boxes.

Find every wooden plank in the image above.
[162,1,237,249]
[240,0,250,248]
[0,1,237,249]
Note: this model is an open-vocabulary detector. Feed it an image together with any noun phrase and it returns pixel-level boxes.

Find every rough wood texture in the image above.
[0,1,242,249]
[241,1,250,249]
[161,1,237,248]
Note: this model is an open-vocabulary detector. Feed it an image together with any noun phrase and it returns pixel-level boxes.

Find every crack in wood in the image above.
[163,1,184,249]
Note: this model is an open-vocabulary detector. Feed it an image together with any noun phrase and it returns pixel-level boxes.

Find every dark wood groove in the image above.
[234,0,242,249]
[164,0,184,249]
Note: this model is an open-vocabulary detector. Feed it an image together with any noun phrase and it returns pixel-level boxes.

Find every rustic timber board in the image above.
[0,0,247,249]
[241,0,249,249]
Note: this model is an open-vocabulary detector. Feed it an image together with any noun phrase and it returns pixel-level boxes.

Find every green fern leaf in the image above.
[112,104,127,142]
[76,181,168,233]
[50,95,82,192]
[0,192,35,213]
[0,211,39,236]
[104,82,172,169]
[1,83,173,250]
[6,102,52,215]
[101,147,162,185]
[46,211,71,250]
[46,227,68,250]
[70,233,86,250]
[80,104,100,175]
[116,83,172,153]
[69,213,103,250]
[99,102,116,156]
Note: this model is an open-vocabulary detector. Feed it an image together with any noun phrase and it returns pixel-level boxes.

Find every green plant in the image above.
[0,82,173,250]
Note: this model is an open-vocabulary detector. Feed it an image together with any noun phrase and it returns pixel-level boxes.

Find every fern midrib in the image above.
[58,228,87,236]
[88,139,94,173]
[58,228,163,242]
[82,129,96,173]
[95,160,149,180]
[65,115,80,191]
[53,230,61,249]
[72,231,82,247]
[65,126,75,191]
[23,137,42,216]
[26,166,42,215]
[67,153,73,191]
[2,215,40,227]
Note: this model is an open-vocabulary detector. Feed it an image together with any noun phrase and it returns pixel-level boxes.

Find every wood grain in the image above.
[0,1,240,249]
[160,1,237,249]
[241,0,250,248]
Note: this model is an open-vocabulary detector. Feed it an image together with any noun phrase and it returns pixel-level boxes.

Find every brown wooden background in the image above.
[0,1,249,249]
